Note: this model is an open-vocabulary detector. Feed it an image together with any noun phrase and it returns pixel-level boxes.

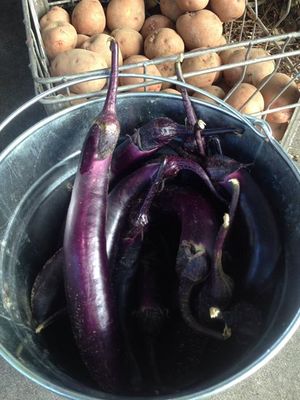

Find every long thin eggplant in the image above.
[218,169,281,291]
[133,231,169,392]
[194,178,240,335]
[154,186,228,340]
[31,248,65,325]
[175,59,206,156]
[63,40,123,392]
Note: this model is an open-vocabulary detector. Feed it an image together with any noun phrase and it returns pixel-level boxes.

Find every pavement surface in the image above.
[0,1,299,399]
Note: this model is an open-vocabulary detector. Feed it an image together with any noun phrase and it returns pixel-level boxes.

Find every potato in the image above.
[182,52,221,88]
[41,21,77,59]
[161,88,181,94]
[215,35,227,47]
[72,0,106,36]
[156,62,176,89]
[176,10,223,50]
[144,28,184,59]
[120,55,162,92]
[260,73,299,123]
[176,0,209,12]
[160,0,183,22]
[226,83,264,114]
[219,46,245,65]
[106,0,145,31]
[50,49,107,94]
[111,28,143,59]
[269,122,288,141]
[68,92,88,106]
[210,0,246,22]
[76,34,90,48]
[141,15,175,40]
[223,48,275,87]
[81,33,123,66]
[40,6,70,30]
[192,85,225,104]
[144,28,184,89]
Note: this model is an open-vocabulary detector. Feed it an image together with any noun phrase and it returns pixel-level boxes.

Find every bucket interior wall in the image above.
[0,95,299,398]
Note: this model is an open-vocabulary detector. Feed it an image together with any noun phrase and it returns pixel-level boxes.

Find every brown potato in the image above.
[215,35,227,47]
[176,0,209,12]
[144,28,184,88]
[50,49,107,94]
[68,92,88,106]
[176,10,223,50]
[210,0,246,22]
[76,34,90,48]
[106,0,145,31]
[81,33,123,66]
[182,52,221,88]
[192,85,225,104]
[140,15,175,40]
[219,46,245,65]
[223,48,275,87]
[40,6,70,30]
[120,55,162,92]
[144,28,184,59]
[72,0,106,36]
[269,122,288,141]
[156,62,176,89]
[161,88,181,94]
[260,73,299,123]
[226,83,264,114]
[41,21,77,59]
[111,28,143,59]
[160,0,183,22]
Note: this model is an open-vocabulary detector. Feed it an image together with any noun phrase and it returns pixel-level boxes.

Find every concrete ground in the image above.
[0,1,299,399]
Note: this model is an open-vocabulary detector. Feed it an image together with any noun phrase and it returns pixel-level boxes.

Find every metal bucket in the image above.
[0,93,299,399]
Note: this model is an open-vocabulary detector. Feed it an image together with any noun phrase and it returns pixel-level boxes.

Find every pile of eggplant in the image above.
[30,41,280,395]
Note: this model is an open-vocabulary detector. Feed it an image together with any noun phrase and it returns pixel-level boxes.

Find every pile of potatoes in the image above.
[39,0,299,141]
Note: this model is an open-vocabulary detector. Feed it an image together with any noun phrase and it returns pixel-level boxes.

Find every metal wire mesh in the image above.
[23,0,300,123]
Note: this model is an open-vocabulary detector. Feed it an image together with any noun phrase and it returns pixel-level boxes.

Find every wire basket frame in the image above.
[23,0,300,122]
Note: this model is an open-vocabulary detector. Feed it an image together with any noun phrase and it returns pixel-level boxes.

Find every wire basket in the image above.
[22,0,300,146]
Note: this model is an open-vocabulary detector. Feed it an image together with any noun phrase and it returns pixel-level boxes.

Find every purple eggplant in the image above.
[63,40,123,392]
[219,169,281,291]
[31,248,65,325]
[154,186,227,340]
[110,118,190,185]
[193,178,240,336]
[133,231,169,392]
[175,60,206,156]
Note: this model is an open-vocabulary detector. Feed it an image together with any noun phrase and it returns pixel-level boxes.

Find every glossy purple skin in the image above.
[63,41,122,391]
[107,162,161,255]
[222,169,280,291]
[157,187,219,261]
[110,118,189,184]
[155,188,227,340]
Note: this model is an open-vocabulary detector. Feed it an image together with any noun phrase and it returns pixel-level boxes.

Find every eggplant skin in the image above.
[223,169,281,291]
[64,41,124,392]
[31,248,65,324]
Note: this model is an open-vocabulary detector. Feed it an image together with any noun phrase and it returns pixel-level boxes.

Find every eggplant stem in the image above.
[213,178,240,275]
[103,38,118,115]
[175,61,206,156]
[35,307,67,334]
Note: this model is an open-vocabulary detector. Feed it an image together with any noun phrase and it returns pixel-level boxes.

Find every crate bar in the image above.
[34,49,300,92]
[251,102,300,117]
